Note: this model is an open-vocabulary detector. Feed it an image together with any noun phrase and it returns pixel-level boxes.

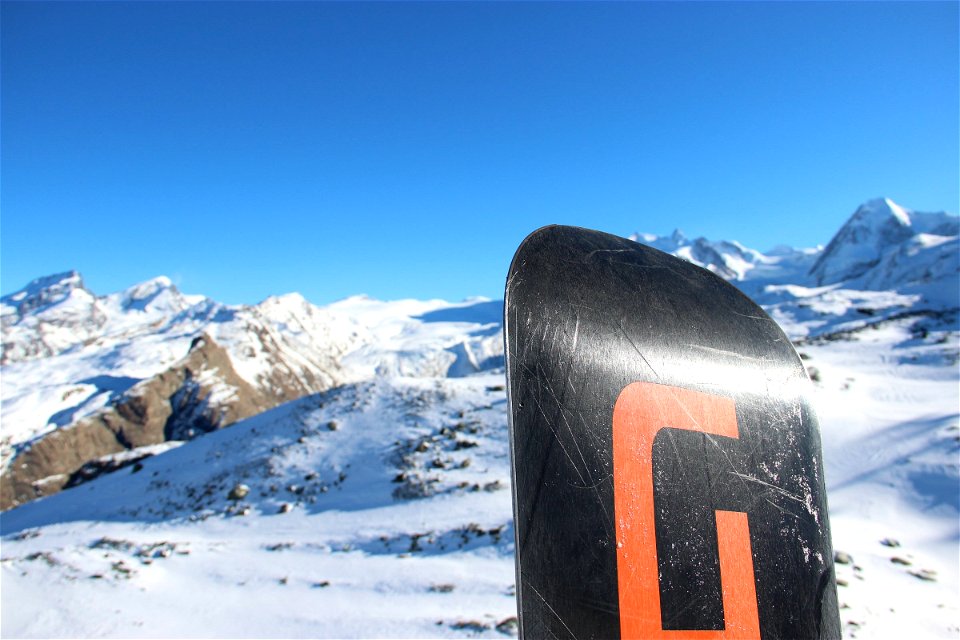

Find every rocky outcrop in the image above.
[1,334,272,510]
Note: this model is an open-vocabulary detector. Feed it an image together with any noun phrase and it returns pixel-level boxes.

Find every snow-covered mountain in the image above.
[1,198,957,638]
[630,228,820,283]
[630,229,818,282]
[1,277,503,510]
[631,197,958,303]
[809,198,959,299]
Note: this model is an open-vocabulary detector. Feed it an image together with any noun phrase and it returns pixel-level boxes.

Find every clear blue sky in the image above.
[2,1,957,305]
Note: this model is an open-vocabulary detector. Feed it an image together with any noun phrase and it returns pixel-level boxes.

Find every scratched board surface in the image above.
[505,225,840,639]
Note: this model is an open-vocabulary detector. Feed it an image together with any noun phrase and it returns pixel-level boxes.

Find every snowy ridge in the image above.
[1,276,505,509]
[1,271,87,318]
[0,274,498,504]
[809,198,959,294]
[1,198,958,638]
[629,229,819,284]
[1,272,106,364]
[631,197,958,300]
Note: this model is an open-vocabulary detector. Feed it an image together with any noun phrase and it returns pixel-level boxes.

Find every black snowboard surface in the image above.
[505,225,840,640]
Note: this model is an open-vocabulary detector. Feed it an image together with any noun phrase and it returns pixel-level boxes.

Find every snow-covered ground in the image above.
[2,321,956,638]
[2,374,519,638]
[1,198,957,638]
[801,319,959,639]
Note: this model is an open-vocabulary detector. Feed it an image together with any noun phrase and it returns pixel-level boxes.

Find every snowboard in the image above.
[505,226,840,639]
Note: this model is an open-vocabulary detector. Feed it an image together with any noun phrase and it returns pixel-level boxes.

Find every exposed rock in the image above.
[908,569,937,582]
[496,616,519,636]
[228,483,250,501]
[1,334,272,510]
[63,449,155,489]
[483,480,504,492]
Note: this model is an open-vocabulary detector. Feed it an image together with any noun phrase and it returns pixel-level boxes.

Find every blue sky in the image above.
[2,1,957,305]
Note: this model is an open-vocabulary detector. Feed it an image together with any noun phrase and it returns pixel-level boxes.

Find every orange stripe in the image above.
[612,382,760,640]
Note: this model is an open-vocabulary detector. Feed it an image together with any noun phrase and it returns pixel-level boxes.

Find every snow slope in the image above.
[1,198,957,638]
[2,374,518,638]
[797,313,958,639]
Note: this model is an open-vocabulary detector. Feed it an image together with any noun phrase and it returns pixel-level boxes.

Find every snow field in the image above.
[4,319,957,637]
[2,374,519,638]
[2,520,517,639]
[804,324,958,638]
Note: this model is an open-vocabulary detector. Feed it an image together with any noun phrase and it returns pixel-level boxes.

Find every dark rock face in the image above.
[1,334,272,510]
[63,450,154,490]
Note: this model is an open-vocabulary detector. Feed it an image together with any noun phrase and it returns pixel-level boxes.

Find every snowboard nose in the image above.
[505,225,840,640]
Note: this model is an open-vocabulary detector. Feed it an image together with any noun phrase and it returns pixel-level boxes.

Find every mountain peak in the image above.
[1,270,89,317]
[854,197,912,228]
[4,270,84,297]
[124,276,174,298]
[809,198,958,287]
[118,276,186,313]
[627,198,956,293]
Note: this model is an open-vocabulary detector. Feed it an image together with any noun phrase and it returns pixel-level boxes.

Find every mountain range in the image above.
[1,273,503,509]
[1,197,957,638]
